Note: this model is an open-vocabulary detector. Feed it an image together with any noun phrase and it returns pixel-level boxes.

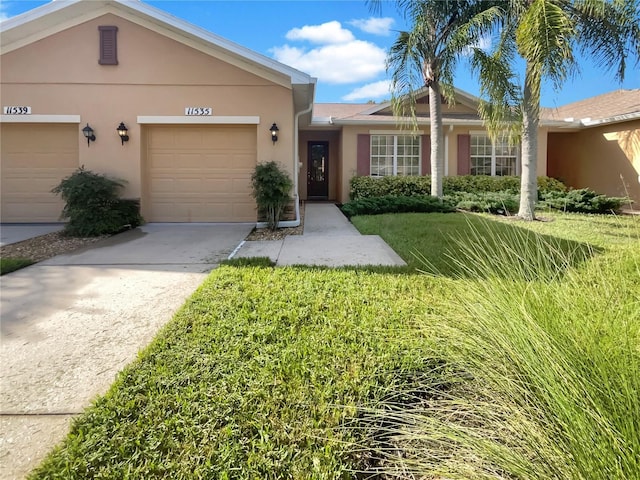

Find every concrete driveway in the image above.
[0,223,252,479]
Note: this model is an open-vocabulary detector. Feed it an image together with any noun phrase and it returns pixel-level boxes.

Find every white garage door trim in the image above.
[138,115,260,125]
[0,115,81,123]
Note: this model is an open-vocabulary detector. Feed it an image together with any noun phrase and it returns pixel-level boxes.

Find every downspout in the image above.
[256,100,313,229]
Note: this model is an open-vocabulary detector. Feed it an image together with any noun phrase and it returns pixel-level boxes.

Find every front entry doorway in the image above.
[307,141,329,199]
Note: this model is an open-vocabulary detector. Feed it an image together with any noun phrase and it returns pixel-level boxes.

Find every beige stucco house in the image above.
[1,0,638,225]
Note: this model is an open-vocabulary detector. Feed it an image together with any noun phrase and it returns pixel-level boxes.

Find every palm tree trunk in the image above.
[429,82,444,198]
[518,64,539,220]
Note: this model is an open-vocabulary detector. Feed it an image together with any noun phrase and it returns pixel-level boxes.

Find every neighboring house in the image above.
[1,1,638,225]
[544,90,640,205]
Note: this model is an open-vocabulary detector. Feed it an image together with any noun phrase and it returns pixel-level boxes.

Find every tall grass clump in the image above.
[362,218,640,479]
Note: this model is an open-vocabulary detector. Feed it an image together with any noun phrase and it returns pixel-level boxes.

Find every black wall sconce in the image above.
[117,122,129,145]
[270,123,279,144]
[82,123,96,147]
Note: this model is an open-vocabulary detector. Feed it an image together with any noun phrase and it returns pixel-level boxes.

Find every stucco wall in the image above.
[1,13,295,199]
[548,120,640,204]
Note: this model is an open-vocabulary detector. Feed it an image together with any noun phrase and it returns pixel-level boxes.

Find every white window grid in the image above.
[470,133,519,176]
[370,135,421,177]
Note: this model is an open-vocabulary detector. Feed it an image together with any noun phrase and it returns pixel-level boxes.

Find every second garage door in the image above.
[145,125,257,222]
[1,123,79,223]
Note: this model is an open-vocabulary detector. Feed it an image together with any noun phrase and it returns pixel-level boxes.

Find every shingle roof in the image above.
[542,89,640,123]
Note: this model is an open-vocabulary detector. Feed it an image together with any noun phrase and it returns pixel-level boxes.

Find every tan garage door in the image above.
[145,125,257,222]
[1,124,79,223]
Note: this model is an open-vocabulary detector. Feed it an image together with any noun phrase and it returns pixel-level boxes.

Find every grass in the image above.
[30,211,640,479]
[0,257,34,275]
[353,211,640,479]
[30,268,451,479]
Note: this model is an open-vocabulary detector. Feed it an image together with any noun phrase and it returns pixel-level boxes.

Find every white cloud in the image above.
[463,35,492,55]
[342,80,391,101]
[285,21,354,45]
[271,40,386,84]
[348,17,395,36]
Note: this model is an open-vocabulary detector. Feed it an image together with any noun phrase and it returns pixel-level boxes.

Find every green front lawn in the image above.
[30,212,640,479]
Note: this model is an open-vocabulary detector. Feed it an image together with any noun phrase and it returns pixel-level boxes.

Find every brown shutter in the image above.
[421,135,431,175]
[99,26,118,65]
[457,134,471,175]
[357,134,371,176]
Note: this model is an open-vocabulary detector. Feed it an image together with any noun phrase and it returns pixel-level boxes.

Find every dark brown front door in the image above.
[307,141,329,199]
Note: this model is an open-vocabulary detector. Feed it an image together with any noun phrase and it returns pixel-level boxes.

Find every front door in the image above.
[307,141,329,199]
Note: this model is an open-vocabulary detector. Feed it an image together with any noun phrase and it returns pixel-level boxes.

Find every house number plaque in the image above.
[185,107,212,116]
[3,106,32,115]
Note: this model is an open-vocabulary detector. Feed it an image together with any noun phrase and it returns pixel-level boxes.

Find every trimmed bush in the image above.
[251,161,293,230]
[341,195,455,217]
[442,175,520,195]
[540,188,629,214]
[446,192,520,215]
[52,167,143,237]
[349,175,567,200]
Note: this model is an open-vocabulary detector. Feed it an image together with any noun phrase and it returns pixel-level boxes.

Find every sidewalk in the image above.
[233,203,406,267]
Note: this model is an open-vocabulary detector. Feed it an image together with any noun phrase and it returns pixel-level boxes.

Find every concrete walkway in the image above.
[234,203,406,267]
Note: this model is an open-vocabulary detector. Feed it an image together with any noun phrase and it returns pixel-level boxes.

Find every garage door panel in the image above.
[146,125,257,222]
[1,124,78,223]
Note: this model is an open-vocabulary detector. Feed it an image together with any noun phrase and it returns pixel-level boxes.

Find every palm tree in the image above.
[473,0,640,220]
[377,0,501,198]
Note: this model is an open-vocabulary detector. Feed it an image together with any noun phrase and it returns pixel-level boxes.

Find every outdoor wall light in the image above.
[270,123,279,144]
[117,122,129,145]
[82,124,96,147]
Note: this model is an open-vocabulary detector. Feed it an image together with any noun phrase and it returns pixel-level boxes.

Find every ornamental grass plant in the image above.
[359,215,640,479]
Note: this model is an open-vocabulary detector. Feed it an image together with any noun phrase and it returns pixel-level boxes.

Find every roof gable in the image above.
[0,0,315,90]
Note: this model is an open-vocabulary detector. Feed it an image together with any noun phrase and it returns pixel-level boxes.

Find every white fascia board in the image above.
[137,116,260,124]
[369,129,426,135]
[581,112,640,127]
[0,114,81,123]
[0,0,84,30]
[310,116,334,125]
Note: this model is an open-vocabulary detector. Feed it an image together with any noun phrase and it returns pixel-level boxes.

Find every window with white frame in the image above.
[470,133,518,176]
[371,135,421,176]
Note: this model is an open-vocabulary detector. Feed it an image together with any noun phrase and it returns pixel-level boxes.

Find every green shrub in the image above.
[442,175,521,195]
[251,161,293,230]
[341,195,455,217]
[350,175,566,200]
[537,176,567,194]
[447,192,520,215]
[540,188,628,214]
[52,167,143,237]
[349,176,432,200]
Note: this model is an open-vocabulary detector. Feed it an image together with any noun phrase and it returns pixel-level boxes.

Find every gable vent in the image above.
[99,26,118,65]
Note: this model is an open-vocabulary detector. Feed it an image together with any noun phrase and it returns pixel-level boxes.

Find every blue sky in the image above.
[2,0,638,107]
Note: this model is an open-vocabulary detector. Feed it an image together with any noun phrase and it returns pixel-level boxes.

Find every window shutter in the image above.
[99,26,118,65]
[357,134,371,176]
[457,134,471,175]
[421,135,431,175]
